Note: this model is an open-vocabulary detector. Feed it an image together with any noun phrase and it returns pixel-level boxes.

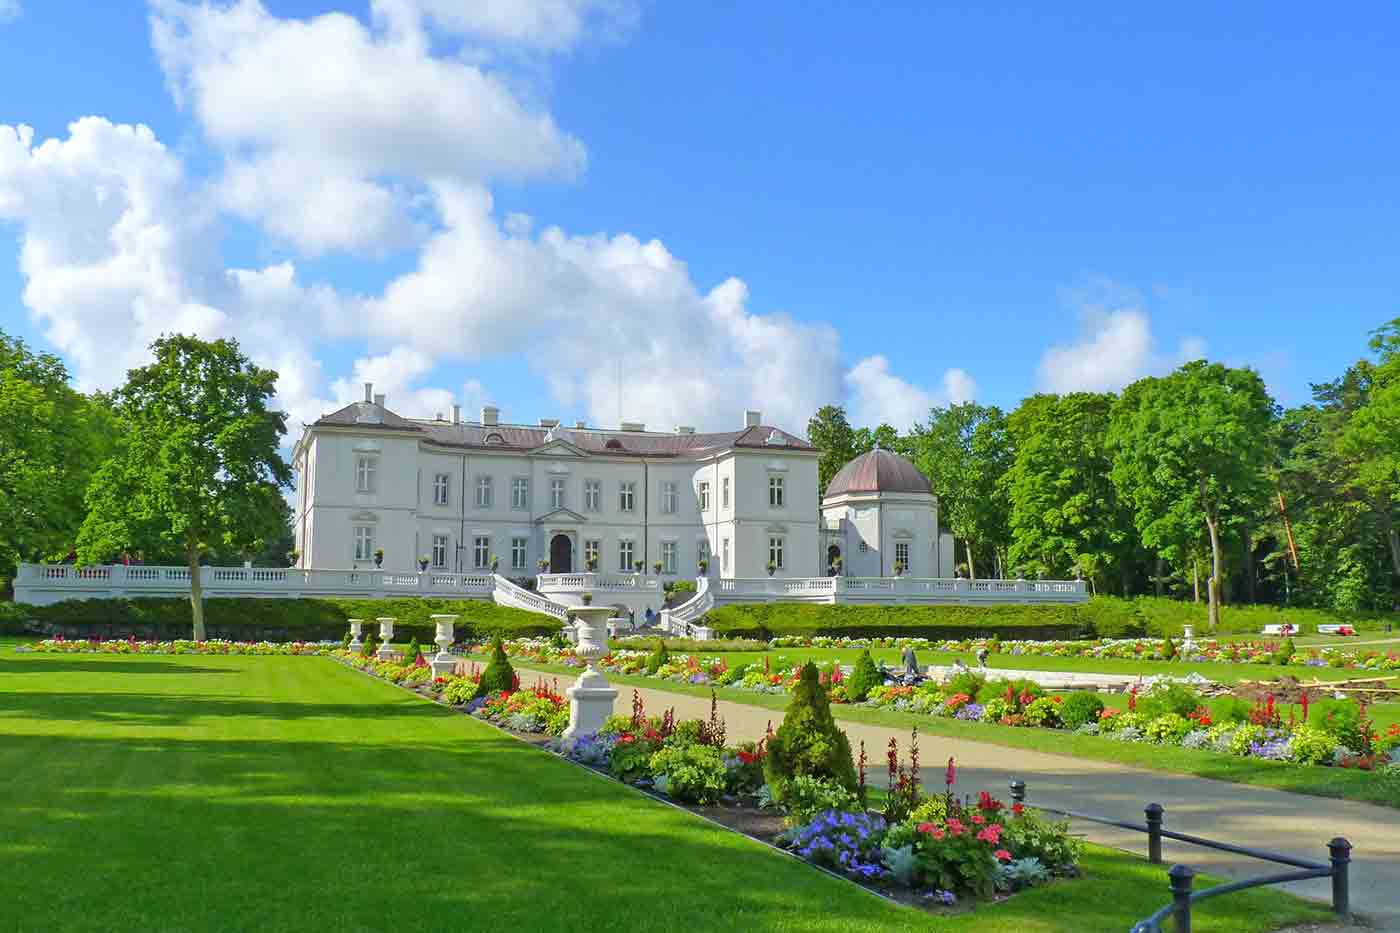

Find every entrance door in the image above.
[549,534,573,574]
[827,544,842,575]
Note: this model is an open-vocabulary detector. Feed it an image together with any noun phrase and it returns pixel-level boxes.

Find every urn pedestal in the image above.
[376,617,397,660]
[430,614,459,677]
[348,619,363,651]
[563,606,619,739]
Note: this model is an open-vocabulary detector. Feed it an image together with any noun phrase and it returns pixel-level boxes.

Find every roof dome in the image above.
[824,447,932,498]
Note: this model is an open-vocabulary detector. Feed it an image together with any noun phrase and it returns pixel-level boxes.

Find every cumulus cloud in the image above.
[151,0,586,255]
[845,355,977,431]
[1037,283,1205,393]
[1,1,964,445]
[0,0,21,23]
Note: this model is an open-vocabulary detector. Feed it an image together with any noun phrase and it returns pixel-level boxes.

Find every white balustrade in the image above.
[537,572,661,593]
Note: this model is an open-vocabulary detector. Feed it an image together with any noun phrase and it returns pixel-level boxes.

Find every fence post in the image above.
[1168,864,1195,933]
[1145,802,1165,864]
[1008,779,1026,805]
[1328,837,1351,916]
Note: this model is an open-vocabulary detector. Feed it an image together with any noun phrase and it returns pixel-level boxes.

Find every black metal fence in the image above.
[1006,779,1352,933]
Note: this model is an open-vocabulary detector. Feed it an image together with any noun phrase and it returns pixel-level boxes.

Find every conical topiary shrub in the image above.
[405,638,422,665]
[646,638,671,675]
[764,661,859,801]
[473,635,516,699]
[846,648,881,702]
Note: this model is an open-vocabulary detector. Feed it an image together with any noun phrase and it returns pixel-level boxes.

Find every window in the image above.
[618,540,634,572]
[433,473,450,506]
[859,540,869,553]
[769,476,784,508]
[584,539,600,568]
[619,481,635,512]
[769,536,785,570]
[698,540,710,566]
[895,542,910,571]
[474,536,490,569]
[660,481,677,514]
[355,455,376,493]
[354,526,374,561]
[511,477,529,510]
[551,478,566,510]
[475,475,493,508]
[698,481,710,511]
[722,476,729,509]
[584,479,600,511]
[511,537,528,571]
[661,541,677,574]
[432,534,448,569]
[722,537,730,572]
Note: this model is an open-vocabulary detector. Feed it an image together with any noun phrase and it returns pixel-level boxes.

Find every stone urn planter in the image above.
[347,619,363,650]
[376,617,396,660]
[562,605,619,739]
[430,614,459,677]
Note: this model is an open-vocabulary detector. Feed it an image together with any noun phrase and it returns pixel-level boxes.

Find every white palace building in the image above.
[14,384,1086,633]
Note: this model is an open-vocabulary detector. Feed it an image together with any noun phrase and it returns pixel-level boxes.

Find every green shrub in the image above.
[777,775,861,826]
[1212,697,1254,724]
[1023,696,1062,728]
[944,670,986,700]
[1288,725,1338,765]
[405,638,421,664]
[609,737,661,783]
[1309,699,1368,752]
[360,634,377,657]
[663,719,704,748]
[472,636,516,700]
[1273,638,1296,666]
[1002,811,1082,873]
[648,744,728,804]
[1058,693,1105,730]
[845,649,882,702]
[10,596,555,642]
[764,662,859,801]
[978,678,1044,709]
[980,698,1014,722]
[645,638,671,675]
[1143,713,1193,745]
[1137,683,1201,721]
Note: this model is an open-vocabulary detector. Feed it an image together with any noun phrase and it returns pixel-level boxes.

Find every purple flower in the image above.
[956,702,986,721]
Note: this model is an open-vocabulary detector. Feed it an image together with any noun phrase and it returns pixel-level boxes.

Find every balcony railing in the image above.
[536,572,662,594]
[712,575,1088,604]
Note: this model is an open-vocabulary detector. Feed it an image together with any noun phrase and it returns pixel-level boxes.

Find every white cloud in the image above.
[1037,284,1205,393]
[150,0,586,255]
[372,0,638,51]
[0,0,20,23]
[845,355,977,431]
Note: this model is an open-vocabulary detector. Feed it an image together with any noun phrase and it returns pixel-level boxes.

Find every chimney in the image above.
[374,393,386,408]
[452,404,461,425]
[675,425,695,435]
[539,418,560,428]
[363,382,373,403]
[481,405,499,426]
[744,409,762,428]
[620,422,645,432]
[574,420,586,429]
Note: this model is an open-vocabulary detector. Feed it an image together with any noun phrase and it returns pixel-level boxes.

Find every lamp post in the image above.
[347,619,363,650]
[376,617,396,660]
[562,604,619,738]
[430,614,459,677]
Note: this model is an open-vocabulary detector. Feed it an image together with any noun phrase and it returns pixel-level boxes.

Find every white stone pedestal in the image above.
[376,617,396,660]
[348,619,363,651]
[562,605,619,739]
[430,613,459,677]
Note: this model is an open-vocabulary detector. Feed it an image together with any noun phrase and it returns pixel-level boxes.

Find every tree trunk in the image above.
[1192,560,1199,603]
[1387,527,1400,581]
[1241,525,1256,604]
[187,540,206,642]
[1205,515,1223,631]
[964,539,976,581]
[1154,556,1165,598]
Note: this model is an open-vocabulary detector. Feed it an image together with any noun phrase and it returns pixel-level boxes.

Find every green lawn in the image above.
[0,650,1336,932]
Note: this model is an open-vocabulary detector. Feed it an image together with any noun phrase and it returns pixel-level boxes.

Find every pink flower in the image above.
[971,813,986,825]
[946,818,965,835]
[994,849,1012,861]
[917,822,935,834]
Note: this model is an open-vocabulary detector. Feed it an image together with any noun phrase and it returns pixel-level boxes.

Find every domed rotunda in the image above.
[820,447,954,578]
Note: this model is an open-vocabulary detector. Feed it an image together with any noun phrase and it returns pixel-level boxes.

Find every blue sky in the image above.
[1,1,1398,435]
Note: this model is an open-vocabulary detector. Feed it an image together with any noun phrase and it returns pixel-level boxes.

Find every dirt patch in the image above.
[1233,675,1400,706]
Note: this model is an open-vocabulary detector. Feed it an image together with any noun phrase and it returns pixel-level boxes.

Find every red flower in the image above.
[1012,803,1025,817]
[971,813,986,825]
[994,849,1012,861]
[917,822,935,834]
[946,818,965,835]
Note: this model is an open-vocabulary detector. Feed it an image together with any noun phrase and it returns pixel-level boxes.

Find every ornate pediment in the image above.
[534,507,588,524]
[532,440,588,458]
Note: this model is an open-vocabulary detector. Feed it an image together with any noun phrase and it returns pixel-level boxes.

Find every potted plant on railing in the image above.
[653,560,663,576]
[418,555,430,572]
[373,548,384,568]
[766,561,777,577]
[894,561,906,577]
[634,560,644,574]
[829,555,842,577]
[286,550,299,568]
[698,558,709,575]
[585,556,598,572]
[581,592,593,605]
[538,558,550,573]
[490,554,499,573]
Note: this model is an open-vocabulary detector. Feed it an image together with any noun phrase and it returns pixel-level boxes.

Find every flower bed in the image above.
[19,636,327,655]
[478,638,1400,780]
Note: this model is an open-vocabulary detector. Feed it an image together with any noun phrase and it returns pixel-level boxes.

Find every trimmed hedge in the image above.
[4,596,557,642]
[703,596,1399,641]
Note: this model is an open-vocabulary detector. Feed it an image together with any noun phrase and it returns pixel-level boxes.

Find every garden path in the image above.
[519,667,1400,930]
